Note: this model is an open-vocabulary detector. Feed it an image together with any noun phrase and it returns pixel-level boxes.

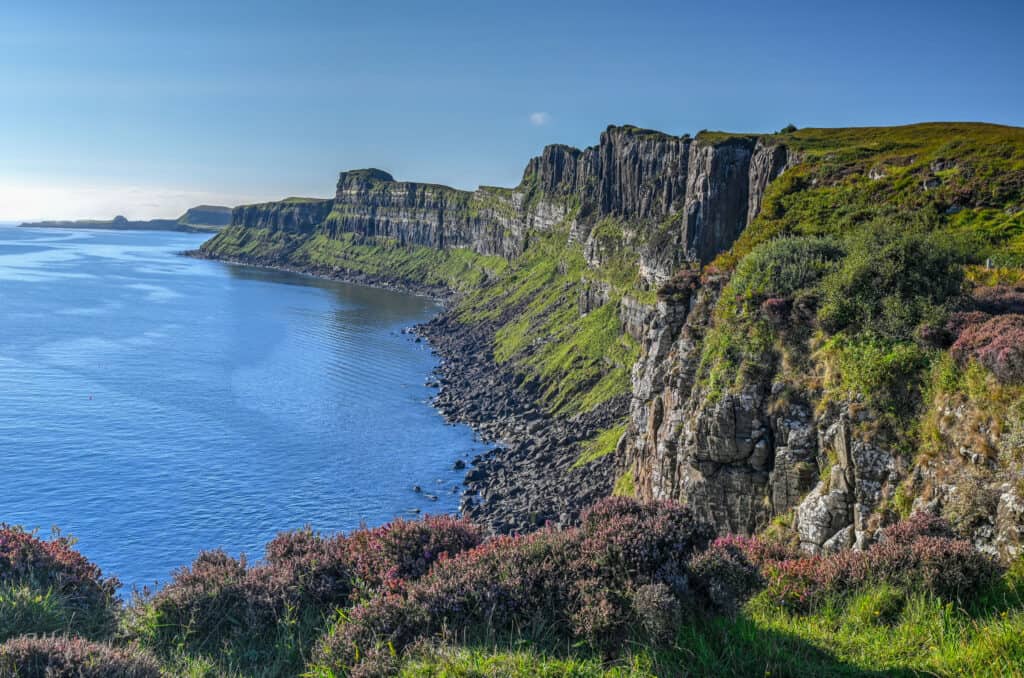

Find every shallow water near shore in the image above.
[0,226,484,592]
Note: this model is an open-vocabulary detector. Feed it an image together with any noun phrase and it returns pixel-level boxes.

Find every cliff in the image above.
[198,122,1024,555]
[208,125,789,274]
[177,205,232,228]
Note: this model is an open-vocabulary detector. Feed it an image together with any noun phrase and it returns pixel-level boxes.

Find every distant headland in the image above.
[19,204,232,233]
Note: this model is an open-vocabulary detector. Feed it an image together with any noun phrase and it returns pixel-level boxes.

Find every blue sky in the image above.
[1,0,1022,220]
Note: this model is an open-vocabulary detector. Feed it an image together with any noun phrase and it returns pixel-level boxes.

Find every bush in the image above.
[345,515,484,593]
[312,499,713,674]
[761,513,998,612]
[134,518,483,674]
[131,550,289,670]
[951,313,1024,383]
[972,284,1024,315]
[822,334,931,413]
[688,537,766,611]
[818,224,964,339]
[0,527,119,641]
[629,583,682,643]
[727,236,843,307]
[0,635,160,678]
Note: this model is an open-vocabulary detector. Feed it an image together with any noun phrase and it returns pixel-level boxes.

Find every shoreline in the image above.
[183,248,622,534]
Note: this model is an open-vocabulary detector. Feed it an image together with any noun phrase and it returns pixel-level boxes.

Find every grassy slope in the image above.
[401,578,1024,677]
[719,122,1024,269]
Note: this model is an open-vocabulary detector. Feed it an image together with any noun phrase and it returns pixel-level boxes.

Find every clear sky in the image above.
[1,0,1022,221]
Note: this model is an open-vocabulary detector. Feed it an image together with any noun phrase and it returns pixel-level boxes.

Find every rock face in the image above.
[230,199,334,233]
[622,270,909,550]
[220,127,792,276]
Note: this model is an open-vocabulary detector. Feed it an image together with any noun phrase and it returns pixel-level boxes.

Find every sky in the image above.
[1,0,1023,221]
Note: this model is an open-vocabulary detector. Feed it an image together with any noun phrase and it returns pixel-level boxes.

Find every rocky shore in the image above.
[416,312,625,534]
[185,248,620,534]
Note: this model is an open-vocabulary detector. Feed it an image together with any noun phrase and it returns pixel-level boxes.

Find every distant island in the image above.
[19,204,232,232]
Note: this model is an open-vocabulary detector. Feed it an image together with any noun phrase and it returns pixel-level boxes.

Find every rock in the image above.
[453,459,466,470]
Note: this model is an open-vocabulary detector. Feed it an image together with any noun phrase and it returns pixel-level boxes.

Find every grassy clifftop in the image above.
[721,122,1024,268]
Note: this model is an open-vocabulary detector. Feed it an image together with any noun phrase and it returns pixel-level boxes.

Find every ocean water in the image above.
[0,226,485,592]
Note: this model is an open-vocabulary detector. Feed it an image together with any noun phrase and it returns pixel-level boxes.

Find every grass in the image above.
[718,122,1024,270]
[0,584,75,642]
[202,228,508,293]
[574,422,628,468]
[395,577,1024,677]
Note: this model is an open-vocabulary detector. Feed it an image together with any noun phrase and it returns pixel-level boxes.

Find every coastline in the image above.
[183,248,622,533]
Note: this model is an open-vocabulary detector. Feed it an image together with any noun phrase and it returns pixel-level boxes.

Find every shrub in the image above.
[972,284,1024,315]
[951,313,1024,383]
[131,550,286,668]
[134,518,483,674]
[822,334,931,413]
[727,236,843,306]
[312,499,713,674]
[0,527,119,641]
[345,515,484,593]
[688,538,766,611]
[629,583,682,643]
[262,529,353,609]
[761,513,998,612]
[817,224,964,340]
[0,635,160,678]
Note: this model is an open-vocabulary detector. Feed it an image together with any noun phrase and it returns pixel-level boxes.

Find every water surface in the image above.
[0,227,483,590]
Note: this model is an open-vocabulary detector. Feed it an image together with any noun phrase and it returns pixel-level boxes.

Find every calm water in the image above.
[0,226,484,591]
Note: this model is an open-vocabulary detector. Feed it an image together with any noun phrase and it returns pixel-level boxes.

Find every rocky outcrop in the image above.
[622,272,906,550]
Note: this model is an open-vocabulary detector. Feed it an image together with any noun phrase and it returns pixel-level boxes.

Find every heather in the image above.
[0,636,160,678]
[312,499,714,674]
[0,526,119,642]
[129,516,481,676]
[0,507,1022,676]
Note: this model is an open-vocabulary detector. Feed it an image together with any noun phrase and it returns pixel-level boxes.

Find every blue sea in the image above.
[0,226,484,591]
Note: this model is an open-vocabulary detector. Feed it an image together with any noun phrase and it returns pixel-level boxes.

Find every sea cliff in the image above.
[195,122,1024,555]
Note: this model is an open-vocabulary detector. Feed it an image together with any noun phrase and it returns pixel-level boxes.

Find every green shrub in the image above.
[821,334,932,413]
[728,235,844,305]
[817,222,964,339]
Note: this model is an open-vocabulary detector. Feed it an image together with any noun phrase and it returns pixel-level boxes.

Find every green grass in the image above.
[0,584,76,642]
[612,469,636,497]
[202,228,508,293]
[719,122,1024,269]
[574,423,628,468]
[394,572,1024,677]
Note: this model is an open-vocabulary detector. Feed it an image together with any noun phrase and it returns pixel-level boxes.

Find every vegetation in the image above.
[574,422,628,467]
[4,505,1021,676]
[167,121,1024,675]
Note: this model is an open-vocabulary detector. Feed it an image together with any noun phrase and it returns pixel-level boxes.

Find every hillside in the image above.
[176,204,232,228]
